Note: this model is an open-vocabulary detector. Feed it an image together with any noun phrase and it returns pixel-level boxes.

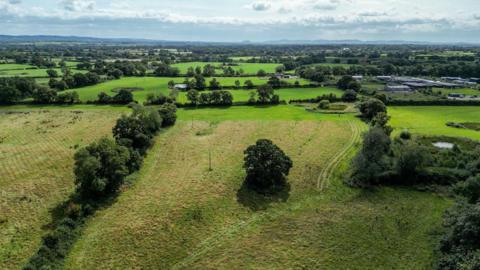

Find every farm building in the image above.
[352,75,363,81]
[385,85,412,92]
[174,84,188,91]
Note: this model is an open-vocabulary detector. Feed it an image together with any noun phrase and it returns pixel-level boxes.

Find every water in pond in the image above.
[432,142,454,149]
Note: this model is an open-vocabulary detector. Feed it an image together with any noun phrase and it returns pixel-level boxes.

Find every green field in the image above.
[67,77,313,103]
[60,115,450,269]
[0,67,87,78]
[434,87,480,97]
[0,110,121,270]
[172,62,283,75]
[0,105,454,269]
[390,106,480,140]
[0,64,36,70]
[177,87,343,103]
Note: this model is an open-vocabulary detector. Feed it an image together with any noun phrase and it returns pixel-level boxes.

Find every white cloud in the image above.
[60,0,95,12]
[250,2,270,11]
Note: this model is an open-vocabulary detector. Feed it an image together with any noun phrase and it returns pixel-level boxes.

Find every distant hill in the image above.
[0,35,478,46]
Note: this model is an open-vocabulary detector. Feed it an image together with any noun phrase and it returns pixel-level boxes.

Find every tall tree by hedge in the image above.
[74,138,130,199]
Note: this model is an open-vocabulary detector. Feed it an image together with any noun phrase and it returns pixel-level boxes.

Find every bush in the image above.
[32,86,57,104]
[74,138,130,199]
[399,130,411,140]
[394,142,429,181]
[158,103,177,127]
[359,98,387,120]
[337,75,361,91]
[455,175,480,203]
[348,127,392,187]
[342,90,357,102]
[318,100,330,109]
[243,139,293,192]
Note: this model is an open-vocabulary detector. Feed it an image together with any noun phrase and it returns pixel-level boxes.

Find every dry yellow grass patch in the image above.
[0,110,121,269]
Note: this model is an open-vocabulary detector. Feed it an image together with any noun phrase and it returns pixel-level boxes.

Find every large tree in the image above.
[243,139,293,192]
[74,138,130,199]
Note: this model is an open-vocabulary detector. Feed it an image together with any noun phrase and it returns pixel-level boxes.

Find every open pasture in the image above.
[0,67,87,78]
[68,77,312,103]
[0,109,122,270]
[172,62,283,75]
[176,87,343,103]
[389,106,480,140]
[63,118,450,269]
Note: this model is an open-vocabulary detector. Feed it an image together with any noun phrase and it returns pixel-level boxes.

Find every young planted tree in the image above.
[243,139,293,192]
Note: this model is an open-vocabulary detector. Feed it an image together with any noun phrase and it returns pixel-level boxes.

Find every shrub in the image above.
[337,75,361,91]
[348,127,392,187]
[243,139,292,192]
[359,98,387,120]
[342,90,357,102]
[394,142,429,181]
[318,100,330,109]
[32,86,57,104]
[158,103,177,127]
[455,175,480,203]
[74,138,130,199]
[399,130,411,140]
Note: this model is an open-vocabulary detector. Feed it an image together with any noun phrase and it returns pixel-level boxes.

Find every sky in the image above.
[1,0,480,43]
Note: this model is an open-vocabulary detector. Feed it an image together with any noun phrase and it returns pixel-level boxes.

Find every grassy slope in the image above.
[389,106,480,140]
[0,110,122,270]
[64,108,450,269]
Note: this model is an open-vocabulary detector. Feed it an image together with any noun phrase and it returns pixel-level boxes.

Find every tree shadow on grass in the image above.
[236,180,291,212]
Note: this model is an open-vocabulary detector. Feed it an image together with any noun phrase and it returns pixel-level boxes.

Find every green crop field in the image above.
[67,77,312,103]
[389,106,480,140]
[62,116,450,269]
[0,110,122,270]
[172,62,283,75]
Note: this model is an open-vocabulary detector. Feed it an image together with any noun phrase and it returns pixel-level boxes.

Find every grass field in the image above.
[67,77,313,103]
[172,62,283,75]
[0,67,86,78]
[389,106,480,140]
[63,116,450,269]
[0,110,122,270]
[177,87,343,103]
[0,64,36,70]
[434,87,480,97]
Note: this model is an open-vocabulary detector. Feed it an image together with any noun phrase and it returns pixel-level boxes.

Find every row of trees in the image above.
[48,72,101,90]
[25,104,177,269]
[186,90,233,106]
[297,62,480,79]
